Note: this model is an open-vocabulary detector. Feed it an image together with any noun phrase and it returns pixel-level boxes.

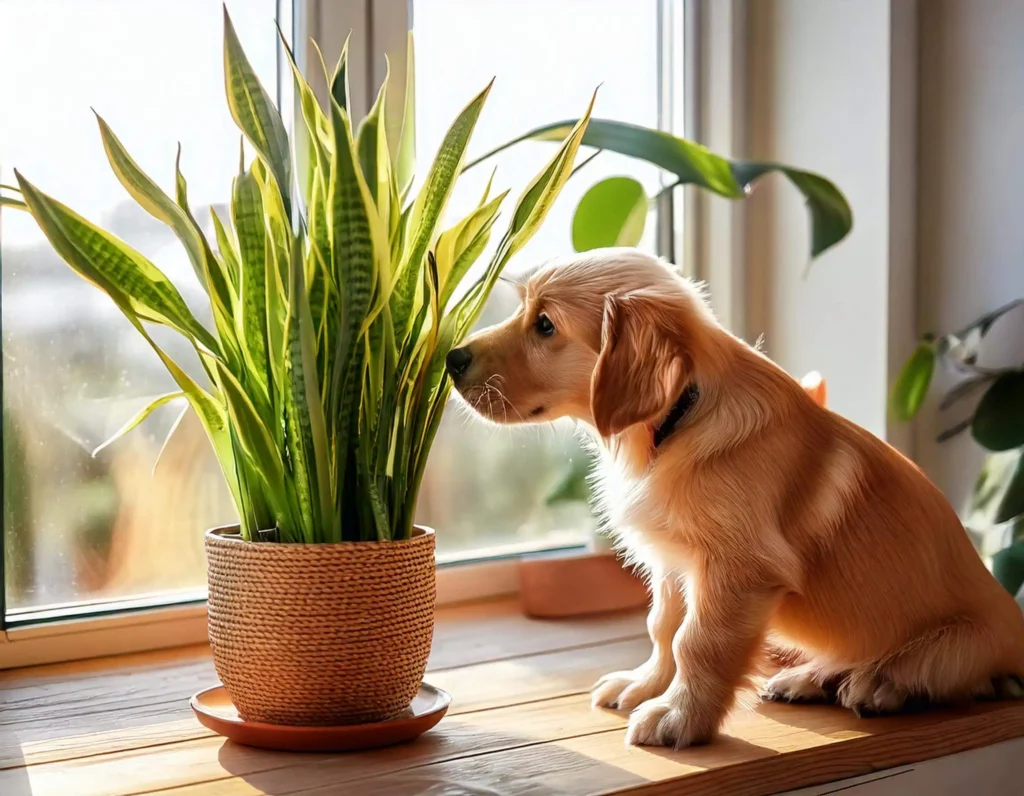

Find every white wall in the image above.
[742,0,917,443]
[916,0,1024,507]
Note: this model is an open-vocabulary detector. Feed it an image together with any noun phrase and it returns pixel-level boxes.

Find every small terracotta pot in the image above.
[205,525,436,726]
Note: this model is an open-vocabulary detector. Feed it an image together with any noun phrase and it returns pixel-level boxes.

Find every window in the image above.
[1,0,684,645]
[408,0,676,559]
[1,0,281,616]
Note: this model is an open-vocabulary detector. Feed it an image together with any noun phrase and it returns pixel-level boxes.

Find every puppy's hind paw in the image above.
[838,671,908,717]
[762,666,831,704]
[991,674,1024,700]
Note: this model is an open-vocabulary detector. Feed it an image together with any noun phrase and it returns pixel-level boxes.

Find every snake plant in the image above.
[9,10,595,544]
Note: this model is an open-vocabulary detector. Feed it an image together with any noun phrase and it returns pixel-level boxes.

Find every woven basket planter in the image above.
[205,525,436,726]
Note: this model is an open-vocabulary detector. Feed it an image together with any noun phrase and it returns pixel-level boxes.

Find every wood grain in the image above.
[2,599,1024,796]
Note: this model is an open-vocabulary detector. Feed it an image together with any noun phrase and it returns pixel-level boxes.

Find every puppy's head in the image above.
[447,248,714,437]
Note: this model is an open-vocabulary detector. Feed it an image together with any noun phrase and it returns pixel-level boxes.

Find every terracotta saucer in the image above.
[190,683,451,752]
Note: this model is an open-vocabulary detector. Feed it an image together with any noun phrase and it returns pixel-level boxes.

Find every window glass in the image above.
[411,0,663,557]
[1,0,278,611]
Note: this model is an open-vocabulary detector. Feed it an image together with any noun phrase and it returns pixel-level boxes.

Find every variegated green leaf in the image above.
[15,171,220,353]
[434,190,507,309]
[391,81,492,340]
[231,165,272,404]
[223,6,291,216]
[283,235,334,543]
[330,32,352,112]
[92,391,185,457]
[95,116,210,293]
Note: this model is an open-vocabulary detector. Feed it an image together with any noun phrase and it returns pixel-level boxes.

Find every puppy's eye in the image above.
[534,313,555,337]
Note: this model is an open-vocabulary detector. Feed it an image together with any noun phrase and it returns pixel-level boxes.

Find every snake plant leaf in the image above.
[973,371,1024,451]
[468,118,853,259]
[284,235,334,543]
[0,183,26,210]
[434,190,507,310]
[174,157,244,375]
[223,6,291,217]
[890,342,936,422]
[92,391,186,457]
[95,115,210,293]
[572,176,647,251]
[279,25,330,214]
[391,80,493,341]
[392,32,416,199]
[151,402,190,475]
[209,353,288,519]
[327,98,387,514]
[330,32,352,112]
[15,171,220,353]
[210,208,240,288]
[231,165,272,405]
[458,89,597,337]
[357,62,393,229]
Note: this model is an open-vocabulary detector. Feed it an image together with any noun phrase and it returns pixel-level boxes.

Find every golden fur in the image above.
[450,248,1024,749]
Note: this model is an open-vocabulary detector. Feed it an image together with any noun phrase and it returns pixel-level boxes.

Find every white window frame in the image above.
[0,0,696,670]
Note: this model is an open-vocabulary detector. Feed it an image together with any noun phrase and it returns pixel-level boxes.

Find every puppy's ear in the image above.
[590,293,687,438]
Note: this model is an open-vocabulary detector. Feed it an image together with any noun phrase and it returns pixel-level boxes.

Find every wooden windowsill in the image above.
[2,599,1023,796]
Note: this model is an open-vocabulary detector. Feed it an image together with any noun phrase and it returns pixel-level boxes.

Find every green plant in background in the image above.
[470,118,853,259]
[892,299,1024,596]
[3,11,595,545]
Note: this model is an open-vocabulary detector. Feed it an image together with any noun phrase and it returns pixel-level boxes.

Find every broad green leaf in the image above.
[890,343,936,422]
[468,117,853,259]
[15,171,219,353]
[966,450,1021,529]
[992,541,1024,597]
[391,81,493,339]
[544,458,592,505]
[572,176,647,251]
[92,391,185,457]
[973,371,1024,451]
[223,6,291,216]
[996,454,1024,526]
[95,116,209,292]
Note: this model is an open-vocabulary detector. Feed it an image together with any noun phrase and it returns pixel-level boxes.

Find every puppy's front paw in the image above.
[592,667,670,712]
[624,694,710,749]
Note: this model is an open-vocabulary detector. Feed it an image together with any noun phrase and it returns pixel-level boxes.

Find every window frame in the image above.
[0,0,694,669]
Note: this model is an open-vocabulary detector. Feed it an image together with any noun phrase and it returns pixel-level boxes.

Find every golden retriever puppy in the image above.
[447,247,1024,749]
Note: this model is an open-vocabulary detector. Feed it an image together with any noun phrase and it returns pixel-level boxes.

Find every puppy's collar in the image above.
[653,384,700,448]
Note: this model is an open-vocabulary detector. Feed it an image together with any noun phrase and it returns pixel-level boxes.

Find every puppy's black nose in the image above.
[445,346,473,378]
